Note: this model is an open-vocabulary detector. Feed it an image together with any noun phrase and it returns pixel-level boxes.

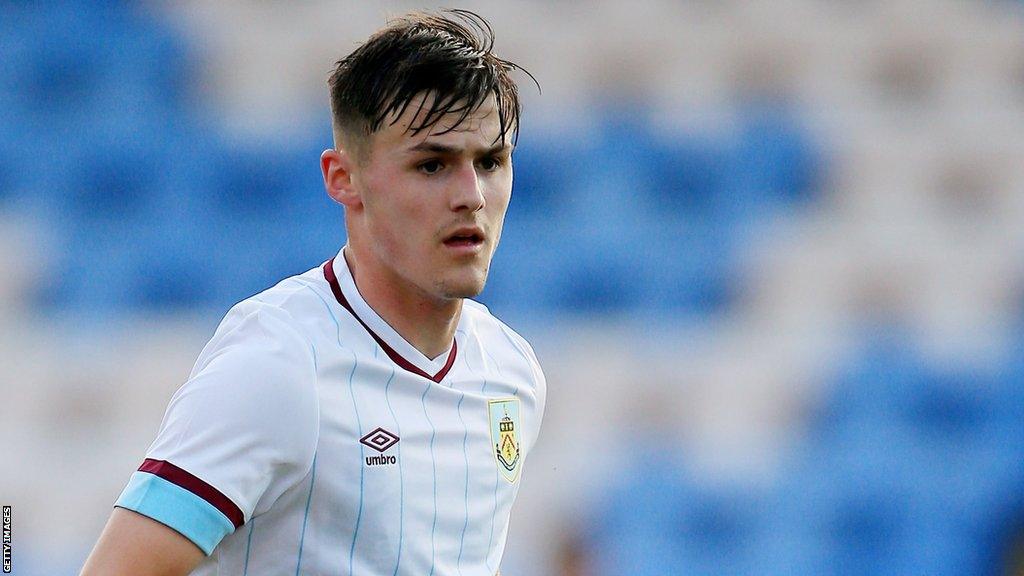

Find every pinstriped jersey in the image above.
[114,247,546,575]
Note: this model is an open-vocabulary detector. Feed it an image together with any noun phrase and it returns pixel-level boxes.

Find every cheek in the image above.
[486,187,512,246]
[488,180,512,217]
[363,176,434,252]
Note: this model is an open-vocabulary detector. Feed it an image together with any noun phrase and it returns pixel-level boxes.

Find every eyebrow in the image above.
[405,141,513,156]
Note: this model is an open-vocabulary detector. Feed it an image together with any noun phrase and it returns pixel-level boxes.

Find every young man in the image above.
[81,10,545,576]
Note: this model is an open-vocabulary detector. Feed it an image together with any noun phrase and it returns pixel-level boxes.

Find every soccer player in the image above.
[81,10,545,576]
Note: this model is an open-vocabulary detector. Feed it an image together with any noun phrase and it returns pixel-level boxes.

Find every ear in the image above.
[321,148,361,208]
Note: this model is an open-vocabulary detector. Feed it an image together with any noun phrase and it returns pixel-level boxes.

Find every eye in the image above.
[418,160,444,175]
[478,156,502,171]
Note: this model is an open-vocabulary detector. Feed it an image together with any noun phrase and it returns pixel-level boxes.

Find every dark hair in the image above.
[327,9,536,151]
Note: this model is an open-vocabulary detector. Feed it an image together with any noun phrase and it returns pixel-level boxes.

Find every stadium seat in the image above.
[730,103,822,209]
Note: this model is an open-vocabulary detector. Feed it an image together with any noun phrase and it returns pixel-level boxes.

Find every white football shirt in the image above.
[115,247,546,575]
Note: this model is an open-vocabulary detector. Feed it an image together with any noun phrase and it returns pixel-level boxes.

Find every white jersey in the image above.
[115,248,546,575]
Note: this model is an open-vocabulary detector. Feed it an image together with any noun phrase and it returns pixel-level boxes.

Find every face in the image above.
[342,94,513,302]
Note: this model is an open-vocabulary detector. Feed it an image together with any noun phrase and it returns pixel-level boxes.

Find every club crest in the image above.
[488,398,522,483]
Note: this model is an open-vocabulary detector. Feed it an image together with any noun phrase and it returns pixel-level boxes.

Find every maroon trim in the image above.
[138,458,244,529]
[323,257,457,383]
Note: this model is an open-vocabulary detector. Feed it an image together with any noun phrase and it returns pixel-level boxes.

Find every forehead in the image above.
[371,92,506,152]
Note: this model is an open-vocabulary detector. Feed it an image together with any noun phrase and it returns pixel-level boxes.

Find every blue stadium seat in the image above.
[40,228,136,313]
[634,219,736,315]
[479,217,568,317]
[647,139,730,219]
[130,252,211,310]
[65,142,156,223]
[729,103,822,209]
[810,330,928,439]
[770,429,920,575]
[204,146,308,219]
[507,135,572,218]
[795,329,1024,574]
[590,466,772,574]
[585,448,695,576]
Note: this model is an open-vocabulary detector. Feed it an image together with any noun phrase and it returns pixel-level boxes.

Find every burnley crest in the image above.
[488,398,522,482]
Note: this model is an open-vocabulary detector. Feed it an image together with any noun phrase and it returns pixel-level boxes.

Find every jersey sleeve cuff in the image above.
[115,470,238,555]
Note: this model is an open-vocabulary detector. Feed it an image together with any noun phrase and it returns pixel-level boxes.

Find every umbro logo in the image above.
[360,427,400,452]
[360,427,399,467]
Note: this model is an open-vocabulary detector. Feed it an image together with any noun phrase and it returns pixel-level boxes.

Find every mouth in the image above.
[442,227,486,251]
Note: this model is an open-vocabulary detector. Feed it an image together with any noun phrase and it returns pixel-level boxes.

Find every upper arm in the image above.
[96,304,319,561]
[500,325,547,442]
[80,508,204,576]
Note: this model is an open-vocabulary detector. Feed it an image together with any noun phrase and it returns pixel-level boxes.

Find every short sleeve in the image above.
[115,302,319,555]
[499,324,547,450]
[521,338,547,448]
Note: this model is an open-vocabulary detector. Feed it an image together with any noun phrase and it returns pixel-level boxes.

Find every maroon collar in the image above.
[323,257,457,383]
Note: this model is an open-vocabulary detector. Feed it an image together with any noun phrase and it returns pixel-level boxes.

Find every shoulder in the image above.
[162,287,321,477]
[463,300,540,359]
[201,293,314,374]
[187,276,324,428]
[189,294,318,392]
[238,265,335,330]
[463,300,548,444]
[462,299,545,385]
[204,265,333,358]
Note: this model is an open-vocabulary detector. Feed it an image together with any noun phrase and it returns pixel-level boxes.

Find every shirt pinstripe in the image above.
[115,247,546,575]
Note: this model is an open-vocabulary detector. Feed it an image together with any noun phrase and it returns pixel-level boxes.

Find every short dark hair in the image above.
[327,9,535,153]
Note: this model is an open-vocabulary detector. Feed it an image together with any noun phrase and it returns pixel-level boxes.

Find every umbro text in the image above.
[365,454,397,466]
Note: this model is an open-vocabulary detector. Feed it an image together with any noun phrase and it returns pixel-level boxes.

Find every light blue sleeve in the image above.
[115,471,235,555]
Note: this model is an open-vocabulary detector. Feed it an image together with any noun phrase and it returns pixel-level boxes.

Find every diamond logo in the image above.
[359,427,400,453]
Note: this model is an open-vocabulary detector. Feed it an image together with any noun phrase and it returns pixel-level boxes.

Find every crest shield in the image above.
[488,398,522,483]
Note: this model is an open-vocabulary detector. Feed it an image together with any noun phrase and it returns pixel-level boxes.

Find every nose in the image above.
[450,163,486,212]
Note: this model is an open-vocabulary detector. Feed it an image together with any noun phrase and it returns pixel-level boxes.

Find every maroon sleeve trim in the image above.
[323,257,457,383]
[138,458,245,528]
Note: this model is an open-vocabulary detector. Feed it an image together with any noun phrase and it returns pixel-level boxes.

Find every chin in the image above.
[443,282,485,300]
[437,273,488,300]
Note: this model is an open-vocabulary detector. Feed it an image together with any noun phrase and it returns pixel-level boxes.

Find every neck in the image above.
[343,245,461,360]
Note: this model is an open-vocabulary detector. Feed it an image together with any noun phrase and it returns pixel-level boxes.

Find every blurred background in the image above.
[3,0,1024,574]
